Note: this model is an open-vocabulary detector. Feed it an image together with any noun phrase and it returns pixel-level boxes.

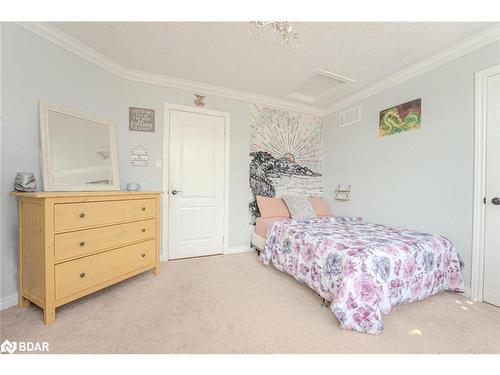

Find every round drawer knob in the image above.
[142,228,146,233]
[141,253,146,258]
[80,272,86,278]
[79,213,85,218]
[141,207,146,211]
[79,241,85,247]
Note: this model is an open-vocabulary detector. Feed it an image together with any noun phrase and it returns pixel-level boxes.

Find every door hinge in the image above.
[483,197,486,204]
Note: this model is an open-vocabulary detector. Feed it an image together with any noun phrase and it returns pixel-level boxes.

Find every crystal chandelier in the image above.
[252,21,298,45]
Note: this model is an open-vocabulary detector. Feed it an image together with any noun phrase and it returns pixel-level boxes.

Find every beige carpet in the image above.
[1,251,499,353]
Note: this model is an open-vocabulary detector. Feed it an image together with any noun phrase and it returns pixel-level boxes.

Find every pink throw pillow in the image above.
[308,197,332,217]
[256,196,291,218]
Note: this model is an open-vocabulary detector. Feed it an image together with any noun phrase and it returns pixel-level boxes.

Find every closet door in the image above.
[484,72,500,307]
[168,108,226,259]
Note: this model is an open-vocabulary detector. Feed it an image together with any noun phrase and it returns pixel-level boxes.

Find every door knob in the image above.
[492,197,500,205]
[171,190,182,195]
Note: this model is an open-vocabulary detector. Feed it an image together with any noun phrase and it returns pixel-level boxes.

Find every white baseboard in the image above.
[462,286,472,299]
[225,245,253,254]
[452,286,472,299]
[0,293,18,311]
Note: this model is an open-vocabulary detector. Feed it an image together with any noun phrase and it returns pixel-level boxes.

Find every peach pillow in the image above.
[256,196,291,218]
[308,197,332,217]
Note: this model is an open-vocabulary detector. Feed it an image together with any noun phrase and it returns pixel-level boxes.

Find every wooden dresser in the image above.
[11,191,162,324]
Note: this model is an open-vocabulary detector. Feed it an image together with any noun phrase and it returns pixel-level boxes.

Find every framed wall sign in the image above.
[129,107,155,132]
[130,146,149,166]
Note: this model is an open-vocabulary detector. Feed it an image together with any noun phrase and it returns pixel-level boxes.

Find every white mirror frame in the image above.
[39,102,120,191]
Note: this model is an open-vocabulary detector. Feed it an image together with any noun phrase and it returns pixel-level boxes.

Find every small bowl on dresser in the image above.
[126,183,141,191]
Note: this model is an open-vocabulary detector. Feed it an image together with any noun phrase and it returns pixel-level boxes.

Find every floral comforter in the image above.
[260,217,464,334]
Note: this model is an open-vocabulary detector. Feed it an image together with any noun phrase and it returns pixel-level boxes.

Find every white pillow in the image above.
[282,195,317,219]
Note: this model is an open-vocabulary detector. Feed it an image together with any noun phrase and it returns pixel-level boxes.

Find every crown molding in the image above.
[16,22,500,118]
[323,23,500,116]
[19,22,130,76]
[122,68,325,115]
[17,22,325,116]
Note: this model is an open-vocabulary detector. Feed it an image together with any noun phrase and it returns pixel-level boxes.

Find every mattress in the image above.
[251,232,266,251]
[260,216,464,335]
[255,217,287,238]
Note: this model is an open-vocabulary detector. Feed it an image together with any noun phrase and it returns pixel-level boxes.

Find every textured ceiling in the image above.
[49,22,496,109]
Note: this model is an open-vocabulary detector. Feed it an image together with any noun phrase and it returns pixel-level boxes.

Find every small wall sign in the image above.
[129,107,155,132]
[130,146,149,166]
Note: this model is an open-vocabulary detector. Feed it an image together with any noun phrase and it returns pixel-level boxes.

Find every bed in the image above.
[252,217,282,251]
[258,216,464,335]
[251,196,332,253]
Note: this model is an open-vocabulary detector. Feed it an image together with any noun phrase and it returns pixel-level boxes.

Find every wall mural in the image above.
[249,104,323,224]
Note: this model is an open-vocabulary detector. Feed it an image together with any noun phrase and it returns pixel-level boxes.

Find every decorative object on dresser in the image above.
[39,102,120,191]
[11,191,162,325]
[14,172,37,192]
[126,182,142,191]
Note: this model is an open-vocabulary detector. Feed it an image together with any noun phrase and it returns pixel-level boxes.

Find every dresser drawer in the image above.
[54,219,156,262]
[54,199,156,232]
[55,239,156,301]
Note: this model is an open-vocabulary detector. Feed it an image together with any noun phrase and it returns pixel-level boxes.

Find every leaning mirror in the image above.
[39,103,120,191]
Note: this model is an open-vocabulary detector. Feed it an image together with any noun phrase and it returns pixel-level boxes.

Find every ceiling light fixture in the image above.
[252,21,298,45]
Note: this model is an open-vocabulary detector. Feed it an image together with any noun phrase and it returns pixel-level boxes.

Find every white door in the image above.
[484,72,500,307]
[168,108,226,259]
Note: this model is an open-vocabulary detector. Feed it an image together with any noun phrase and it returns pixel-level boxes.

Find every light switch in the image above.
[155,160,162,168]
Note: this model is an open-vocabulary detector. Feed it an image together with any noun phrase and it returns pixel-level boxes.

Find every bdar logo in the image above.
[1,339,17,354]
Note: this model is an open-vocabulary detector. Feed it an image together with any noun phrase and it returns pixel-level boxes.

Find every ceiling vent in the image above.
[287,70,355,104]
[339,105,361,127]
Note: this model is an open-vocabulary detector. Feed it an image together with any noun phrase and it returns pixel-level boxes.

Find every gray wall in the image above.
[1,23,252,301]
[3,22,499,302]
[323,40,500,289]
